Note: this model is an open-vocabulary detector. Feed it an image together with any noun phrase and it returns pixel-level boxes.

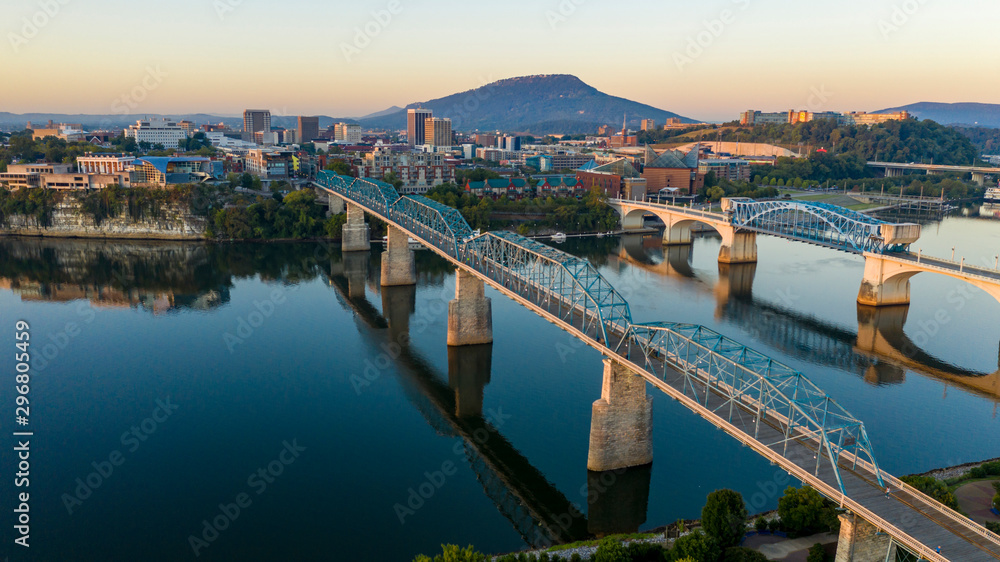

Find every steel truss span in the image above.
[314,171,1000,561]
[725,198,912,254]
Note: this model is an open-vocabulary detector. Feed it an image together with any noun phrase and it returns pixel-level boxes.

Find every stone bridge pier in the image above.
[381,284,416,344]
[835,513,897,562]
[342,201,371,253]
[447,269,493,347]
[381,225,416,287]
[587,359,653,472]
[448,344,493,418]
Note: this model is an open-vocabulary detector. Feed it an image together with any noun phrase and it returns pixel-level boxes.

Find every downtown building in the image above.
[124,118,188,147]
[407,108,432,147]
[298,116,320,143]
[424,118,452,147]
[358,148,455,194]
[333,123,363,144]
[243,109,271,141]
[740,109,911,127]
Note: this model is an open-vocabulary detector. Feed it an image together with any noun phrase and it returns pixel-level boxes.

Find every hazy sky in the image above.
[3,0,999,122]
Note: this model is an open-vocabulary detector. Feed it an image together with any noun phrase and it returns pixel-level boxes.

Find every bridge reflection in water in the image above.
[327,249,651,546]
[615,234,1000,411]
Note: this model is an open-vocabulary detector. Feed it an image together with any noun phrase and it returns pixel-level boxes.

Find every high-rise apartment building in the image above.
[424,118,452,147]
[333,123,362,144]
[641,119,657,131]
[407,108,432,147]
[298,116,319,143]
[243,110,271,141]
[124,118,188,147]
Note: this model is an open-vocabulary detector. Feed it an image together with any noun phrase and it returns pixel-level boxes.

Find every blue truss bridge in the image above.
[314,171,1000,561]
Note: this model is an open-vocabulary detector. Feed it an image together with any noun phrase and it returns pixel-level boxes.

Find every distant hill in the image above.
[356,74,697,134]
[0,112,358,132]
[875,102,1000,128]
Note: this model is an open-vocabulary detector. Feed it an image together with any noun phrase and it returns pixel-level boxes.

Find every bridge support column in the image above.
[972,172,986,187]
[719,228,758,264]
[447,269,493,347]
[587,359,653,472]
[662,216,693,246]
[342,202,371,253]
[381,225,416,287]
[835,513,897,562]
[448,344,492,418]
[857,256,912,307]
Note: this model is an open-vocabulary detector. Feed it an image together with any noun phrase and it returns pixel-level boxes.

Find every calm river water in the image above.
[1,207,998,561]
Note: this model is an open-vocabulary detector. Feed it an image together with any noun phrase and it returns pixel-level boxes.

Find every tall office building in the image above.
[243,109,271,141]
[424,117,452,147]
[641,119,657,131]
[297,116,319,143]
[407,108,432,147]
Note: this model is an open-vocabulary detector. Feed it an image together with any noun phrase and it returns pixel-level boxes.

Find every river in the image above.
[1,208,998,561]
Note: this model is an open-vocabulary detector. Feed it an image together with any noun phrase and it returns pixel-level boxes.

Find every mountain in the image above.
[360,106,404,120]
[875,102,1000,128]
[356,74,697,134]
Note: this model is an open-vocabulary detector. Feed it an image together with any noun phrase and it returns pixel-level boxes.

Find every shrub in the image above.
[806,543,827,562]
[412,544,487,562]
[754,517,768,532]
[570,554,582,562]
[702,489,749,549]
[777,487,839,537]
[593,538,630,562]
[669,530,721,562]
[900,476,959,510]
[767,518,781,533]
[626,542,668,562]
[986,521,1000,534]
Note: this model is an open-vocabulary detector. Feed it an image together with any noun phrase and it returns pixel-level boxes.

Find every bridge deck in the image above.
[886,253,1000,284]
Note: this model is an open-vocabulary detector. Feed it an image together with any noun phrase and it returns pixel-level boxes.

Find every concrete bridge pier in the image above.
[381,225,416,287]
[447,269,493,347]
[447,344,493,418]
[714,262,757,319]
[587,359,653,472]
[586,464,651,537]
[661,216,693,246]
[719,227,758,264]
[343,250,369,299]
[835,513,897,562]
[329,193,345,215]
[857,256,913,307]
[342,202,371,253]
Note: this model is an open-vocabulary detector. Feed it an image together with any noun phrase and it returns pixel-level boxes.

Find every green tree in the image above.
[721,547,768,562]
[325,159,354,177]
[593,538,630,562]
[669,529,721,562]
[412,544,487,562]
[806,543,827,562]
[777,486,840,537]
[899,476,959,510]
[702,489,748,549]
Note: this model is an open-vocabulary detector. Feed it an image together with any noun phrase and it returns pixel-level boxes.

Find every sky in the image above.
[2,0,1000,123]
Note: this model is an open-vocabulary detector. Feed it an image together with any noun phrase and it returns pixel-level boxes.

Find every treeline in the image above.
[699,176,778,202]
[717,119,979,166]
[424,183,619,234]
[208,190,345,240]
[0,130,215,170]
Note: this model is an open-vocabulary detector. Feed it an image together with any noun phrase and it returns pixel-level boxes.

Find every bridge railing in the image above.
[608,198,728,221]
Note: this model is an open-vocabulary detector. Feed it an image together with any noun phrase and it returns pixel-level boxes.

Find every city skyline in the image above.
[3,0,1000,122]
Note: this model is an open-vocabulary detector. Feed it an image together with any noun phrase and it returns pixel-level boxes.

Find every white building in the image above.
[77,153,135,174]
[125,118,188,147]
[334,123,362,144]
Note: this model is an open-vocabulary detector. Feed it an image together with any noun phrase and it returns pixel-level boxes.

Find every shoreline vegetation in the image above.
[413,457,1000,562]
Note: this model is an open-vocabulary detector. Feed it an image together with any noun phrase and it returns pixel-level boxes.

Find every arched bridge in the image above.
[314,171,1000,561]
[608,197,1000,310]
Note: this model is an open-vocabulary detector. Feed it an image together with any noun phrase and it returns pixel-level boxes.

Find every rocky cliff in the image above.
[1,198,207,240]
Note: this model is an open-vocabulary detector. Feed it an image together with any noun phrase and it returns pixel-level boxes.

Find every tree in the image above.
[412,544,487,562]
[721,547,768,562]
[325,159,354,177]
[777,486,839,537]
[383,171,404,190]
[702,489,748,549]
[669,530,721,562]
[806,543,828,562]
[593,538,630,562]
[899,476,959,510]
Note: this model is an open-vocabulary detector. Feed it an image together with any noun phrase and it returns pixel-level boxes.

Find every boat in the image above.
[550,232,567,243]
[381,236,425,250]
[985,186,1000,203]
